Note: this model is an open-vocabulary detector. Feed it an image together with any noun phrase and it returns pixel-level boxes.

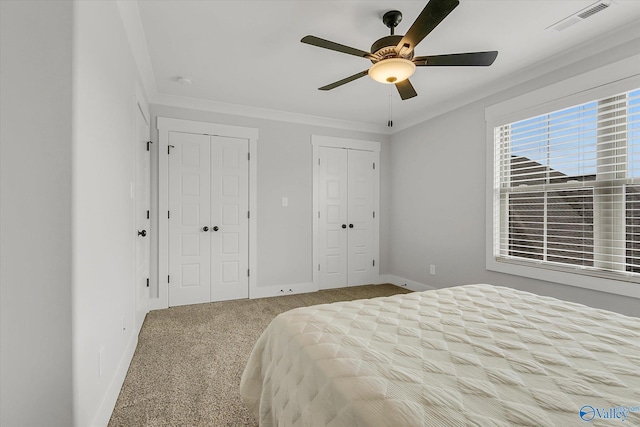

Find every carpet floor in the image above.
[108,284,411,426]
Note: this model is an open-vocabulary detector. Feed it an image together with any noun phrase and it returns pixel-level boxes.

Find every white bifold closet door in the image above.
[168,132,249,306]
[318,147,375,289]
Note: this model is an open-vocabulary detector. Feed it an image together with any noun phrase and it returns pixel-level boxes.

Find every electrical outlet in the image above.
[430,264,436,275]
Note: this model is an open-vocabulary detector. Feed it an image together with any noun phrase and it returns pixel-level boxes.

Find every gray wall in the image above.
[73,1,151,425]
[150,105,390,290]
[1,1,152,425]
[388,43,640,318]
[0,1,74,425]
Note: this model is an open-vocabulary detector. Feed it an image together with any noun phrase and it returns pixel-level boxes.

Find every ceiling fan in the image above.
[301,0,498,100]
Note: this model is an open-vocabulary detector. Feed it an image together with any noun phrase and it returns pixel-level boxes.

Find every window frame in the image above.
[485,58,640,299]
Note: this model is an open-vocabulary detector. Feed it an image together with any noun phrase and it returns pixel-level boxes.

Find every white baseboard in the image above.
[249,282,317,299]
[248,277,433,300]
[91,318,143,427]
[380,274,436,292]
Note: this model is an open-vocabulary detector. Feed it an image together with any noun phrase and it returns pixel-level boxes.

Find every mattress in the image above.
[240,284,640,426]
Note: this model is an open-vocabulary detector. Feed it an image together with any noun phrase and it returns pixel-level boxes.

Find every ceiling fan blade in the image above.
[319,70,369,91]
[395,79,418,100]
[396,0,459,54]
[413,51,498,66]
[302,35,373,59]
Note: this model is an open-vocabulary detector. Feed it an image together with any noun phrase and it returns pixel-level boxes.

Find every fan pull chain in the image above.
[387,86,393,127]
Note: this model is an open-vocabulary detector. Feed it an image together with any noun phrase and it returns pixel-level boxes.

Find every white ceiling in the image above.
[136,0,640,131]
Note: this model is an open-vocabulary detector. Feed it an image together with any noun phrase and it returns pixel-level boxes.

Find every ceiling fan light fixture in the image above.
[369,58,416,84]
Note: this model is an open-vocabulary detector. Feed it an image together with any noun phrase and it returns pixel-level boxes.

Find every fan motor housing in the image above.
[371,35,413,61]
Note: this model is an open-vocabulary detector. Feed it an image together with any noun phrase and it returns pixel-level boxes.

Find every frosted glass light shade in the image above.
[368,58,416,84]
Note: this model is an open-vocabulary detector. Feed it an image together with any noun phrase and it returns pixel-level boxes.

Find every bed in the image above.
[240,284,640,426]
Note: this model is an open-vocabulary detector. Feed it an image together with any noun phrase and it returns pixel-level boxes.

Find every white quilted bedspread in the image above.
[240,285,640,426]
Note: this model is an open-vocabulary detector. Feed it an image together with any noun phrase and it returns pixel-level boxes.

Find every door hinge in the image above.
[146,210,150,219]
[168,145,174,154]
[318,211,320,219]
[146,140,153,151]
[318,158,320,165]
[318,264,320,271]
[373,162,376,170]
[168,211,170,219]
[247,269,250,277]
[168,275,170,283]
[248,152,250,161]
[146,278,149,287]
[248,211,250,219]
[373,211,375,218]
[373,260,375,267]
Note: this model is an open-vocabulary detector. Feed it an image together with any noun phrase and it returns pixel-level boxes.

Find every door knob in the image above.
[137,230,147,237]
[202,226,209,232]
[349,224,354,228]
[213,226,219,232]
[341,224,347,229]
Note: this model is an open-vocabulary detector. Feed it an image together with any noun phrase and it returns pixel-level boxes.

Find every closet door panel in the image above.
[168,132,212,306]
[210,135,249,301]
[347,150,375,286]
[318,147,348,289]
[169,133,249,306]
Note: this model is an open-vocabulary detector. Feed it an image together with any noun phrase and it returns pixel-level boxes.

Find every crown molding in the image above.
[153,93,391,135]
[116,0,389,135]
[393,19,640,134]
[116,1,639,137]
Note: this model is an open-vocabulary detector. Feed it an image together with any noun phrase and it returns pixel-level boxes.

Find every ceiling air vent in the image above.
[547,1,612,32]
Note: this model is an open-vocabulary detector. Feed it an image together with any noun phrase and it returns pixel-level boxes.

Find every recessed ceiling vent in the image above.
[547,1,612,32]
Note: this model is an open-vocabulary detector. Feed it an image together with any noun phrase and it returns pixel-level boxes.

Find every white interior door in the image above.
[317,146,376,289]
[210,136,249,301]
[317,147,349,289]
[347,150,375,286]
[169,132,212,306]
[168,132,249,306]
[134,105,150,327]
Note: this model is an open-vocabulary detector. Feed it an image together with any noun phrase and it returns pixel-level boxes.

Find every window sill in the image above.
[486,256,640,299]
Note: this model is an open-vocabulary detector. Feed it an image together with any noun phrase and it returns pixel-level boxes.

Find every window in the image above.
[493,88,640,282]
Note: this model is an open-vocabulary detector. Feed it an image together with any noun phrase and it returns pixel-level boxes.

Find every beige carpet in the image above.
[108,284,411,426]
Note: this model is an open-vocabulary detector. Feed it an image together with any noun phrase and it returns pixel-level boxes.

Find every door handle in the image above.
[137,230,147,237]
[341,224,347,229]
[202,226,209,232]
[349,224,354,228]
[212,226,219,232]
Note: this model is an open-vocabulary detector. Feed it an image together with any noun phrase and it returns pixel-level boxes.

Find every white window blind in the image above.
[494,87,640,281]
